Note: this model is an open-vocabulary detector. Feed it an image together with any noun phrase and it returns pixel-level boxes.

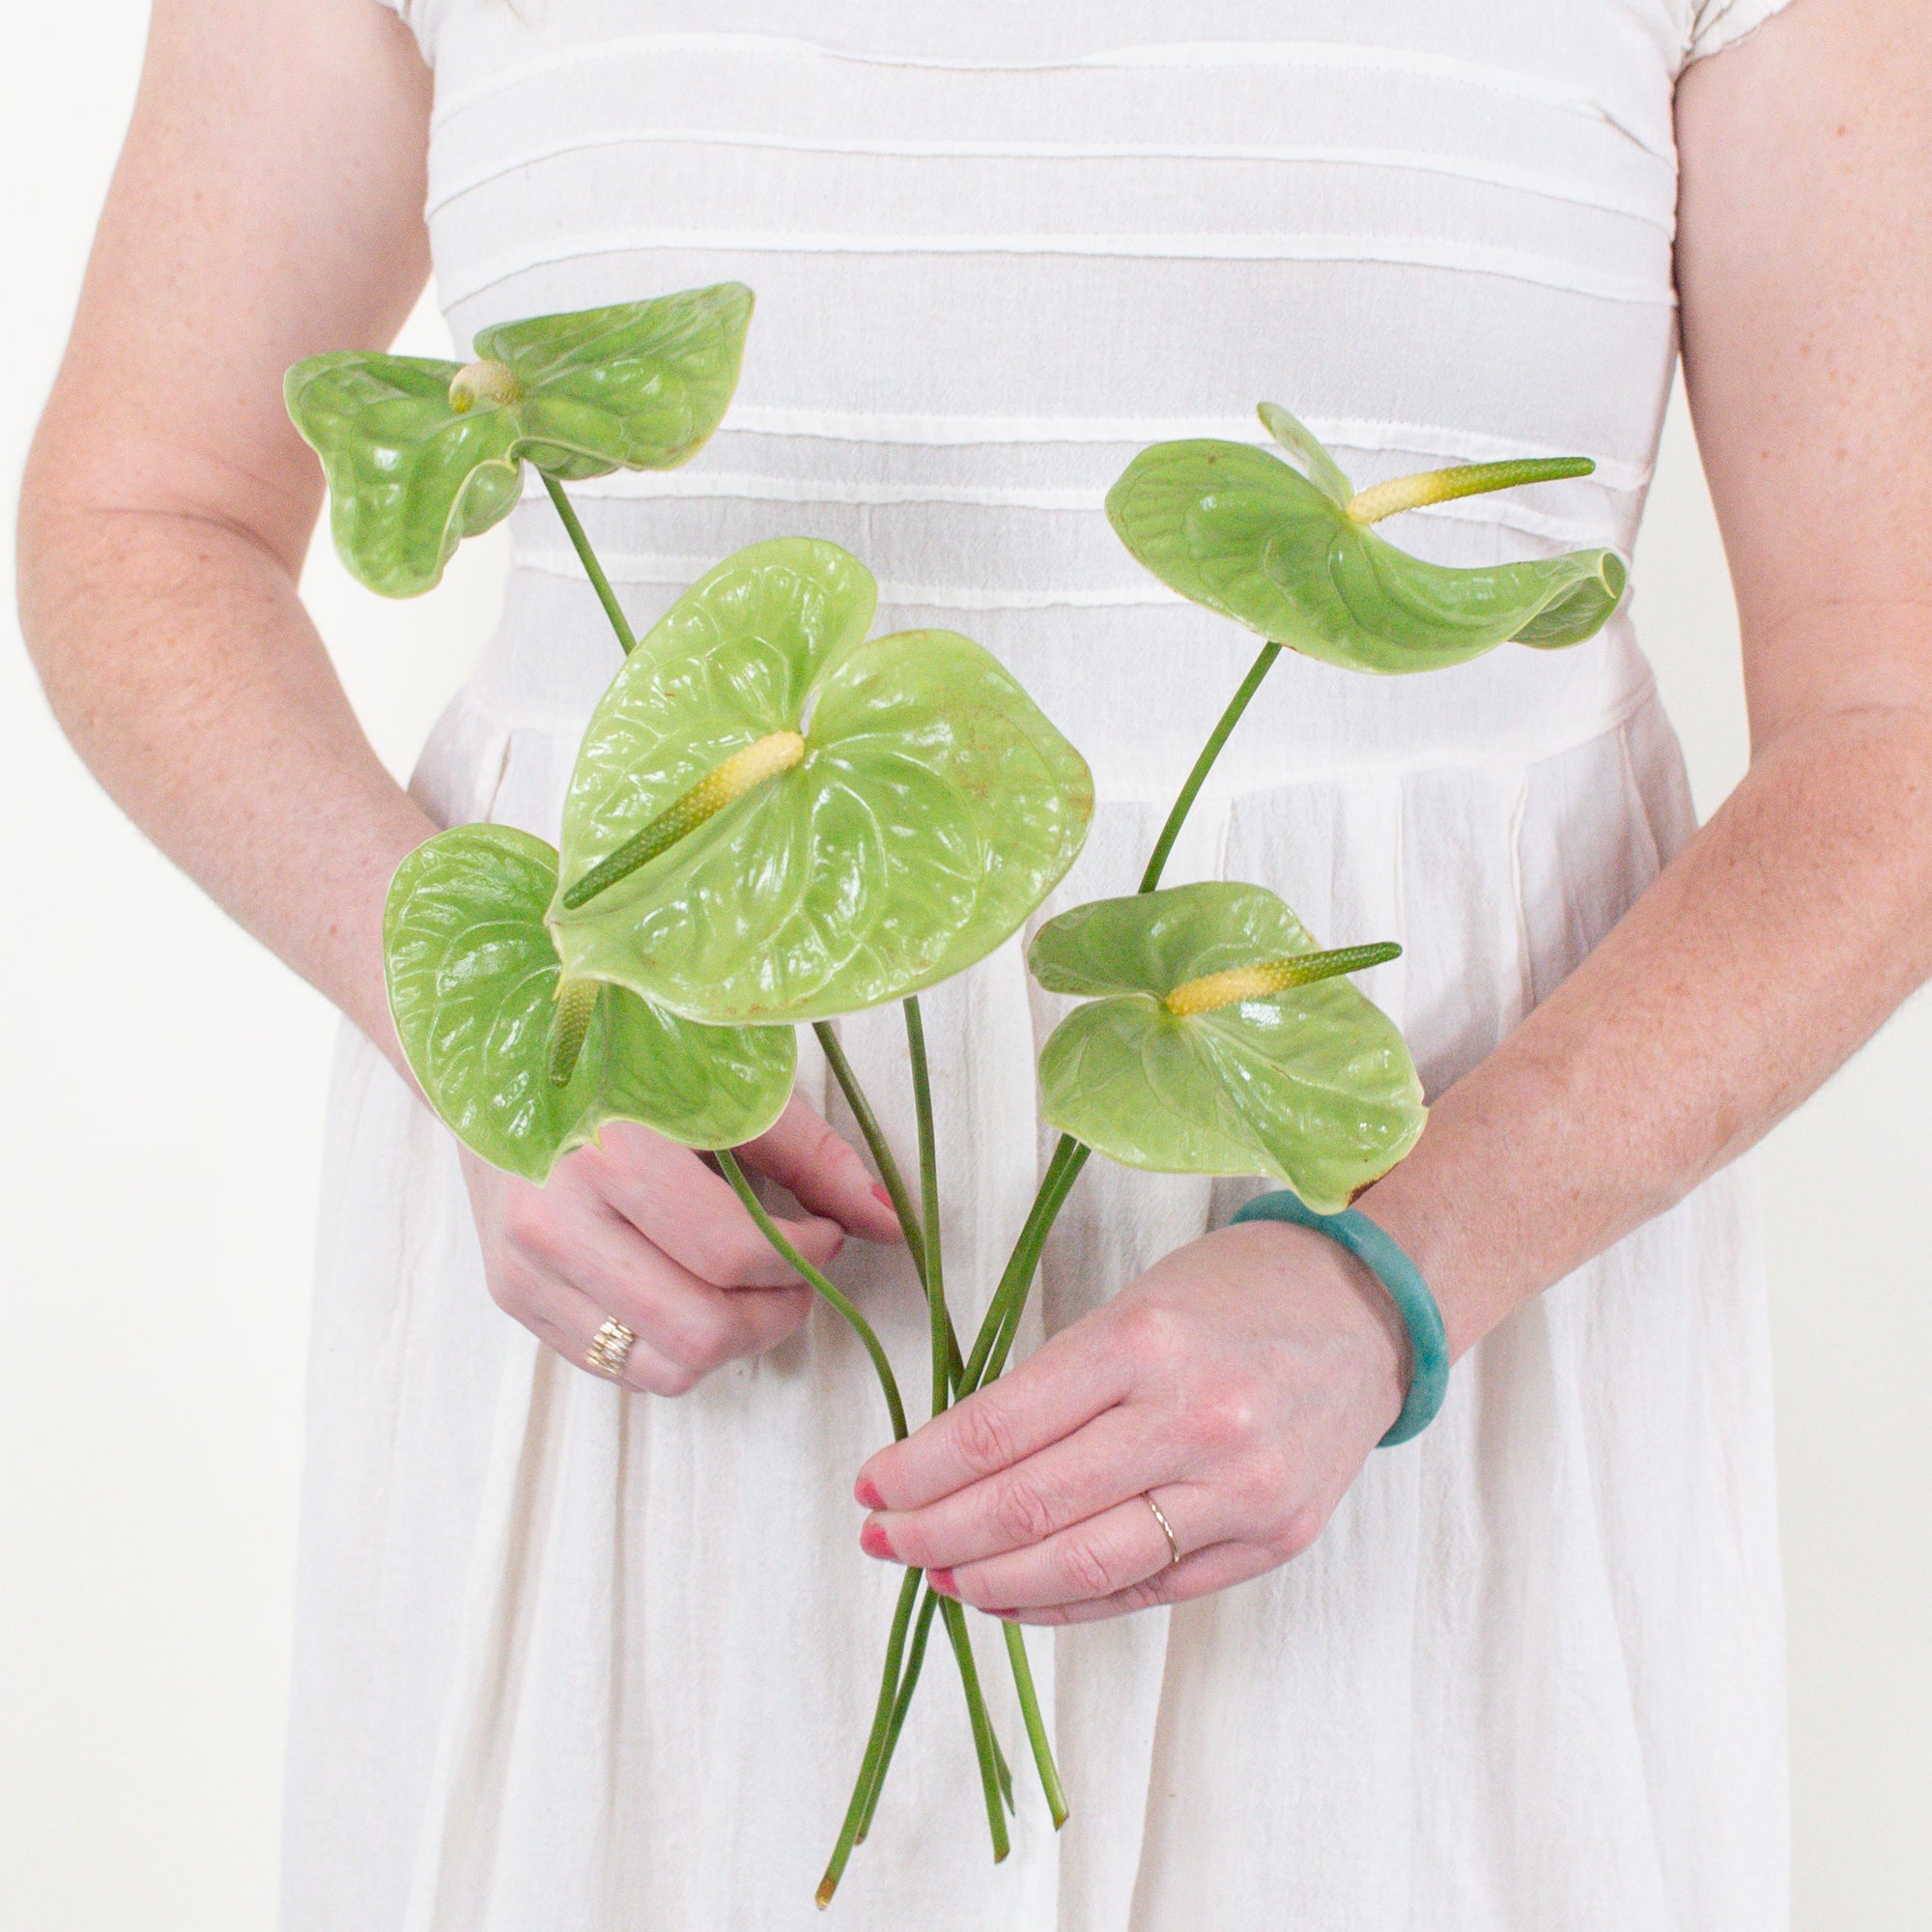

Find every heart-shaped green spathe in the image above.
[385,822,794,1181]
[286,283,754,598]
[548,538,1095,1025]
[1104,402,1627,674]
[1029,882,1426,1213]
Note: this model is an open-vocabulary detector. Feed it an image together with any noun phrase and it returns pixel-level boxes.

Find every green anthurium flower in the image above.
[1105,402,1627,674]
[385,822,794,1181]
[1028,881,1426,1213]
[548,538,1094,1026]
[286,283,754,598]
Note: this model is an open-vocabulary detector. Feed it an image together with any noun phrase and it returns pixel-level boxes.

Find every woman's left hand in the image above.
[852,1220,1409,1624]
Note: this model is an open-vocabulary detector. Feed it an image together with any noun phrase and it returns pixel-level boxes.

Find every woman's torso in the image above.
[403,0,1697,806]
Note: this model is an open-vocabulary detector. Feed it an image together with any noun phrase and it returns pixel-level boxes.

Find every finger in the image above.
[568,1124,847,1287]
[569,1199,813,1370]
[740,1094,905,1244]
[864,1406,1169,1572]
[856,1321,1132,1513]
[512,1177,813,1371]
[514,1265,705,1398]
[998,1541,1275,1627]
[936,1484,1208,1612]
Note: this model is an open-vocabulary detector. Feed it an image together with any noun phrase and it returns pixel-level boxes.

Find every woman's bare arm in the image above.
[1358,0,1932,1351]
[18,0,904,1395]
[18,0,437,1062]
[857,0,1932,1620]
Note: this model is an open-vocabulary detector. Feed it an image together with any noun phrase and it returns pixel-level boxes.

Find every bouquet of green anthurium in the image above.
[288,286,1625,1905]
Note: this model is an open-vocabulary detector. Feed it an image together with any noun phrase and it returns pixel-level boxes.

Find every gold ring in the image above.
[585,1317,638,1379]
[1143,1492,1181,1567]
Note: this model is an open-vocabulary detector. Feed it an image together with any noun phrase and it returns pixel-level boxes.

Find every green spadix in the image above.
[1029,882,1425,1213]
[548,538,1094,1026]
[1105,402,1626,674]
[286,283,753,597]
[384,822,793,1181]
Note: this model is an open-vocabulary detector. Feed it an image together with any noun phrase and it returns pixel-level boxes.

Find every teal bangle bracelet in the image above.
[1231,1189,1450,1447]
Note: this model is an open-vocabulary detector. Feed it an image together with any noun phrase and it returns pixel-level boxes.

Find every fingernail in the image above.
[859,1520,895,1561]
[928,1568,957,1598]
[853,1475,886,1510]
[871,1182,895,1208]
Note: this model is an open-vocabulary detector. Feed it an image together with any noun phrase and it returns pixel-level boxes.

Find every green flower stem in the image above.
[967,633,1291,1390]
[849,1585,1018,1845]
[1136,639,1282,895]
[941,1597,1011,1863]
[813,1021,966,1392]
[903,999,951,1417]
[968,1139,1093,1392]
[923,626,1294,1859]
[542,470,638,656]
[966,634,1282,1383]
[851,620,1292,1878]
[814,1022,924,1280]
[786,1017,989,1887]
[1005,1621,1067,1829]
[958,1134,1077,1390]
[817,1563,923,1909]
[716,1150,908,1442]
[856,1582,943,1843]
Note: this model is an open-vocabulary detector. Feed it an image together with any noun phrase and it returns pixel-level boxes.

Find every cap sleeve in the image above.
[369,0,440,63]
[1685,0,1799,64]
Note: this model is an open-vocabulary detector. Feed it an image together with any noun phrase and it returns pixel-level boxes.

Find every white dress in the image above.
[287,4,1794,1926]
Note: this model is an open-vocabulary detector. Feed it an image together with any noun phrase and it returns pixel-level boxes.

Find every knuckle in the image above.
[566,1138,616,1190]
[951,1396,1020,1477]
[1057,1533,1118,1600]
[679,1317,739,1377]
[1190,1379,1265,1455]
[690,1222,767,1285]
[1238,1446,1294,1515]
[990,1475,1059,1547]
[1111,1299,1181,1372]
[486,1258,539,1319]
[498,1191,554,1257]
[802,1115,846,1172]
[1274,1506,1322,1562]
[647,1359,700,1398]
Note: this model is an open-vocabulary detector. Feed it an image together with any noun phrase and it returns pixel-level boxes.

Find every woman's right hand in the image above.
[461,1094,905,1395]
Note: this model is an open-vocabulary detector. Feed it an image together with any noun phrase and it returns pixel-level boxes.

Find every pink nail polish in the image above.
[853,1475,886,1510]
[871,1182,895,1208]
[859,1520,895,1561]
[928,1568,957,1598]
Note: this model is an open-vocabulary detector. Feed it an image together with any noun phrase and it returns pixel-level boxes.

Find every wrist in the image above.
[1220,1218,1409,1432]
[1353,1155,1531,1364]
[1230,1190,1449,1444]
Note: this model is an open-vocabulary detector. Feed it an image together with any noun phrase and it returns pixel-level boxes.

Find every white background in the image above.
[3,8,1927,1927]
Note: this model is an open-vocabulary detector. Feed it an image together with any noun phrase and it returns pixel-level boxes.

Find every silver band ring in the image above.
[585,1317,638,1379]
[1143,1492,1182,1568]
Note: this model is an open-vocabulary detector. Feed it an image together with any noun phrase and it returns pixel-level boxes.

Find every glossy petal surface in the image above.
[385,823,793,1179]
[476,285,753,480]
[1030,883,1424,1212]
[551,540,1094,1023]
[286,283,753,596]
[285,353,524,598]
[1106,411,1626,674]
